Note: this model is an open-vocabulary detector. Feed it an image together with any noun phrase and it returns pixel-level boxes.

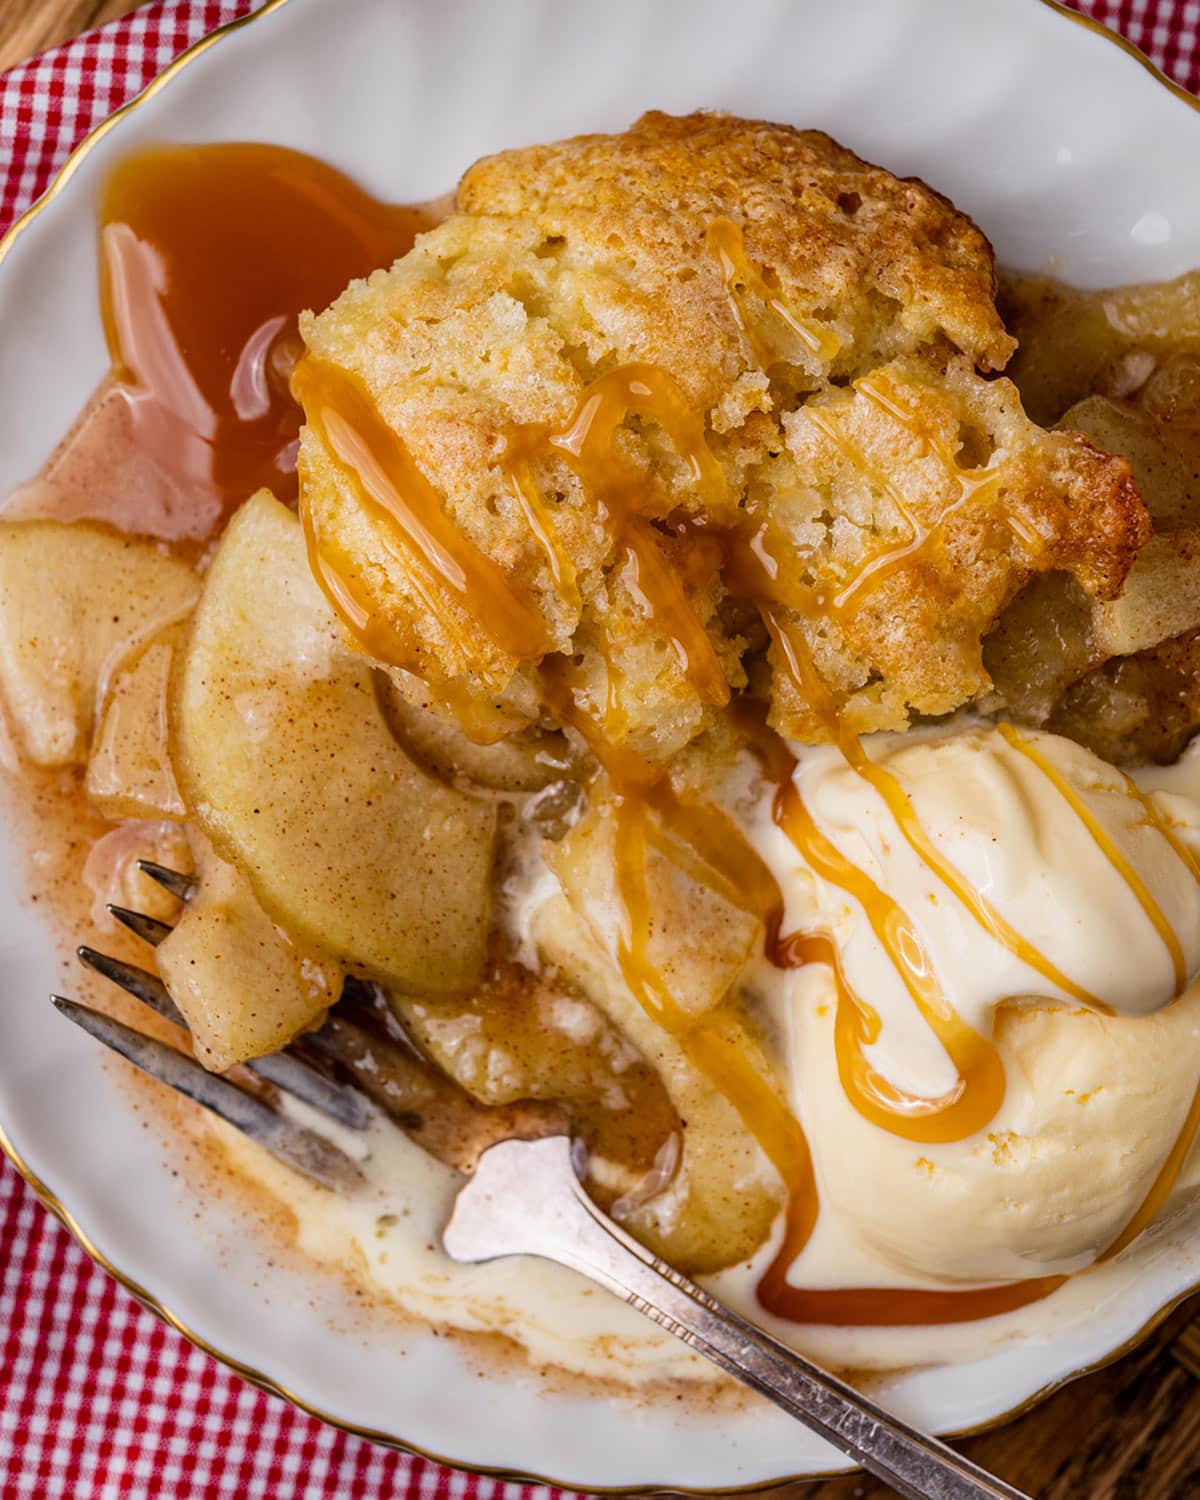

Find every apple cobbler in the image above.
[5,112,1200,1368]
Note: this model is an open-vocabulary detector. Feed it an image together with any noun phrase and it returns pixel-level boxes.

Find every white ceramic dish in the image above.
[2,0,1200,1488]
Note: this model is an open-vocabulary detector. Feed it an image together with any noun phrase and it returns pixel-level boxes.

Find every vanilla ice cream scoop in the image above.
[756,722,1200,1282]
[791,975,1200,1281]
[800,724,1200,1024]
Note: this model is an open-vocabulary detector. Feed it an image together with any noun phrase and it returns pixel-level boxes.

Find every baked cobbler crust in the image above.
[299,111,1148,757]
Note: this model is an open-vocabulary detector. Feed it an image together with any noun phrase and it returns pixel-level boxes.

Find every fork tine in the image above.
[52,996,364,1193]
[136,861,197,901]
[77,946,186,1027]
[81,931,370,1129]
[246,1050,372,1131]
[107,904,173,947]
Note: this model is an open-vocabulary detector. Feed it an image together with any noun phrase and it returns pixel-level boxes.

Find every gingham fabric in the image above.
[0,2,1197,1496]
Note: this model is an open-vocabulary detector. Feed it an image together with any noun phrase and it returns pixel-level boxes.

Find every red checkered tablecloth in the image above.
[0,2,1198,1497]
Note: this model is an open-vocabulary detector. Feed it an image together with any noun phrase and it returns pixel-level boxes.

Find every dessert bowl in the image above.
[3,0,1200,1489]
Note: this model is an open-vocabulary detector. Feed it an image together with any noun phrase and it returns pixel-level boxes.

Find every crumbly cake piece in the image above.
[299,110,1147,758]
[767,354,1145,738]
[455,110,1015,377]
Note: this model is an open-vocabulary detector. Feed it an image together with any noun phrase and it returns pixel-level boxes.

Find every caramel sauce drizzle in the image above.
[841,732,1109,1012]
[673,362,1006,659]
[805,373,1003,624]
[297,500,445,661]
[295,358,553,661]
[706,218,841,366]
[544,662,823,1266]
[804,407,940,620]
[853,370,1049,561]
[504,363,732,710]
[1102,1070,1200,1262]
[996,723,1188,994]
[302,357,732,718]
[773,795,1008,1143]
[729,696,1005,1143]
[610,788,815,1183]
[1123,774,1200,884]
[505,456,581,611]
[765,605,1108,1012]
[756,1256,1069,1328]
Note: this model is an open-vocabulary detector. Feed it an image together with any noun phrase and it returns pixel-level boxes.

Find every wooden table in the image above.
[805,1299,1200,1498]
[0,0,144,70]
[5,2,1200,1496]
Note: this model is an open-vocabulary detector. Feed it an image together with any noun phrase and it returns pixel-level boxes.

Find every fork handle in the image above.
[443,1136,1031,1500]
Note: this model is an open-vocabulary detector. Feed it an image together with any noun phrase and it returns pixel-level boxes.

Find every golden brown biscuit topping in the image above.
[298,111,1147,759]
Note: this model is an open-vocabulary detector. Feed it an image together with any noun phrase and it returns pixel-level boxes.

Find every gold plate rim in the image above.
[0,0,1198,1490]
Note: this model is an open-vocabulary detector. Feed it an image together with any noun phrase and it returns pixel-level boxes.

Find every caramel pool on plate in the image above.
[99,142,429,525]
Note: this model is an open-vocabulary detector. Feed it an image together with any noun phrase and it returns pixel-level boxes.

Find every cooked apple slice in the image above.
[540,800,780,1272]
[982,572,1101,724]
[376,668,580,794]
[86,623,186,820]
[84,820,195,928]
[1048,629,1200,766]
[0,520,199,765]
[1091,532,1200,658]
[1060,396,1200,657]
[172,490,498,991]
[1002,268,1200,426]
[389,963,680,1211]
[1061,395,1200,529]
[545,793,762,1018]
[1137,353,1200,425]
[529,889,783,1274]
[989,394,1200,721]
[157,836,342,1071]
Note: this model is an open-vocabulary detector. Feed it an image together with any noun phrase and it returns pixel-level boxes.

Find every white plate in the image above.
[2,0,1200,1488]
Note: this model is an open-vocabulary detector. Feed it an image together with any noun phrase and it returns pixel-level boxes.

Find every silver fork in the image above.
[54,863,1032,1500]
